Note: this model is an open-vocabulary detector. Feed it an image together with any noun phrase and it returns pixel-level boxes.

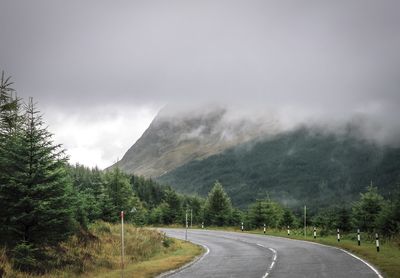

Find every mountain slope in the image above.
[112,106,277,177]
[158,128,400,209]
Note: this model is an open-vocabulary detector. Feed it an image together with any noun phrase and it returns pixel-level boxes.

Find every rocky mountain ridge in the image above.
[111,106,278,177]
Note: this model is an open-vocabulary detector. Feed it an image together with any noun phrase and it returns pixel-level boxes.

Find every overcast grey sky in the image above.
[1,0,399,168]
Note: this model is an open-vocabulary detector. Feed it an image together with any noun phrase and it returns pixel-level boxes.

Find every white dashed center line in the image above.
[257,244,277,278]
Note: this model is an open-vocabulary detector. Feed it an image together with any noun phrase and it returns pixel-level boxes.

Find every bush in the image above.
[162,236,175,248]
[12,242,40,273]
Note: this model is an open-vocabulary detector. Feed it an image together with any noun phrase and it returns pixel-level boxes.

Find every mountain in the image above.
[112,106,400,209]
[158,127,400,209]
[111,106,278,177]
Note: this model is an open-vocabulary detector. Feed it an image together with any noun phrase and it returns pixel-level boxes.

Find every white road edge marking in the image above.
[256,244,277,278]
[340,249,383,278]
[157,243,210,277]
[269,235,383,278]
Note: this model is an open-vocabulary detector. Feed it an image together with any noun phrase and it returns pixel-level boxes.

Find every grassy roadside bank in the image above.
[98,239,202,278]
[250,229,399,278]
[0,222,203,278]
[188,225,398,278]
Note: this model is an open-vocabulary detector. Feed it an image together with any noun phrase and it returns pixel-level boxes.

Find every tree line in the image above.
[69,163,400,242]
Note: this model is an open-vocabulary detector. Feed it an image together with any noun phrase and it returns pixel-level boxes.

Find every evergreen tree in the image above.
[0,98,75,247]
[231,208,244,226]
[376,185,400,237]
[280,208,295,228]
[67,164,104,224]
[162,187,182,224]
[248,199,283,229]
[0,72,22,243]
[0,71,19,134]
[352,185,384,233]
[102,167,141,222]
[336,207,352,232]
[203,181,232,226]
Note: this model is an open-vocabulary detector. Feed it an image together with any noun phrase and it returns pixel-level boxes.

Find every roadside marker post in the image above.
[313,227,317,239]
[185,210,188,241]
[241,222,244,232]
[337,228,340,242]
[376,233,380,252]
[190,209,193,228]
[357,229,361,246]
[263,224,266,234]
[202,222,204,229]
[121,211,125,278]
[287,225,290,236]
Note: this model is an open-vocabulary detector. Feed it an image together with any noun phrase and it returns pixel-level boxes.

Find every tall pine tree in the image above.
[203,181,233,226]
[0,72,23,244]
[102,167,141,222]
[0,97,75,247]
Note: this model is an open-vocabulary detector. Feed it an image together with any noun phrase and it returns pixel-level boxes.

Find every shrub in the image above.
[162,236,175,248]
[12,242,40,273]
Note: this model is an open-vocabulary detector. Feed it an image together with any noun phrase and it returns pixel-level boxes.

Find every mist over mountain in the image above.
[111,105,279,177]
[158,126,400,209]
[109,105,400,209]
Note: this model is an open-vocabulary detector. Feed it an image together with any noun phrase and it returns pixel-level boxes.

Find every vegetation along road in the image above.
[160,229,382,278]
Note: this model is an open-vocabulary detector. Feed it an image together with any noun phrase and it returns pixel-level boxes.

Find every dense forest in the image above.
[159,127,400,211]
[1,72,399,274]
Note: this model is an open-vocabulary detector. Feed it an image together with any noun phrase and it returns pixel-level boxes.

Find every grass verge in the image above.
[199,226,399,278]
[97,239,203,278]
[255,229,399,278]
[0,222,203,278]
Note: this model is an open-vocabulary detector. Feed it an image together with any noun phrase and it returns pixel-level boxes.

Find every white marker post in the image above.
[121,211,125,278]
[190,209,192,228]
[202,222,204,229]
[287,225,290,236]
[313,227,317,239]
[337,228,340,242]
[241,222,244,232]
[263,223,266,234]
[376,233,380,252]
[357,229,361,246]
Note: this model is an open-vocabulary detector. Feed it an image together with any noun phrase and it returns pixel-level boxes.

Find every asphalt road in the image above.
[159,229,382,278]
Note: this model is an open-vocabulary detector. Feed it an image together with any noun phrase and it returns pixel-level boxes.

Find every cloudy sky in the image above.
[1,0,399,168]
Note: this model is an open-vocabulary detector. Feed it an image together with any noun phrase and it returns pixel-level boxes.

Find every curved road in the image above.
[159,229,382,278]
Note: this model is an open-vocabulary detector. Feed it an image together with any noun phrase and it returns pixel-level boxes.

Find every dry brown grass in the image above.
[95,240,203,278]
[0,222,202,278]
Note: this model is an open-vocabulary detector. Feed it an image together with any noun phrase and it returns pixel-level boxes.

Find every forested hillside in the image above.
[159,127,400,210]
[111,106,277,177]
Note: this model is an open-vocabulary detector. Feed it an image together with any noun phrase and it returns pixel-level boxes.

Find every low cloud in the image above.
[1,0,399,166]
[44,105,158,169]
